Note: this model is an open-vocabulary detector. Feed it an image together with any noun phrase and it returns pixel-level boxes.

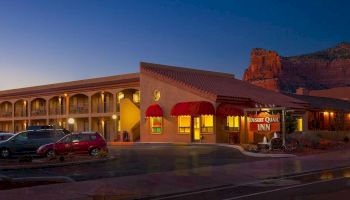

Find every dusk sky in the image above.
[1,0,350,90]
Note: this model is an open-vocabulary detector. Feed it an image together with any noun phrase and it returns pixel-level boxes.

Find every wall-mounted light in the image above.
[68,118,75,124]
[112,114,117,120]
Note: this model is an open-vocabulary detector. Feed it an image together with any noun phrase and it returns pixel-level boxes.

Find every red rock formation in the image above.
[243,42,350,92]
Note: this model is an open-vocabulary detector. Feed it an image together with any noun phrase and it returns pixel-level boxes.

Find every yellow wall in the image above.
[120,98,140,141]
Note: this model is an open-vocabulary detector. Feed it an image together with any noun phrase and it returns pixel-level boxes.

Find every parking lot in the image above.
[0,144,265,181]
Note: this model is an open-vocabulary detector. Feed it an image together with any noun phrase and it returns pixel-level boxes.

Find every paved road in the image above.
[0,144,263,181]
[149,166,350,200]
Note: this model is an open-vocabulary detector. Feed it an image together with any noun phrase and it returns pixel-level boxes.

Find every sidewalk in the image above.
[1,149,350,200]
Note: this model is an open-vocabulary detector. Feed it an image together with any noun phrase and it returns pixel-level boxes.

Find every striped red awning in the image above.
[216,103,246,116]
[145,104,163,117]
[170,101,215,116]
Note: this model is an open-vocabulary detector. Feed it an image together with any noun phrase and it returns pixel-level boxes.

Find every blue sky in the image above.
[0,0,349,90]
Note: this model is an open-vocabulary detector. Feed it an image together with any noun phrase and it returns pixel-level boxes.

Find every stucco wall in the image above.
[140,73,216,143]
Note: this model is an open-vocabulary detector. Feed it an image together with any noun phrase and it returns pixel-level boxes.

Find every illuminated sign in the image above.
[249,113,281,132]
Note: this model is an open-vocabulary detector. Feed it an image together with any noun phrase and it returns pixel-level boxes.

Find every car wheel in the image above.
[46,150,56,159]
[90,148,100,156]
[0,148,10,159]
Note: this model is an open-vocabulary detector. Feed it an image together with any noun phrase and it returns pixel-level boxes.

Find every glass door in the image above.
[193,117,201,141]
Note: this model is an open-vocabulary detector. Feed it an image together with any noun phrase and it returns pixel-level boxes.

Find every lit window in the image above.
[227,116,240,132]
[117,92,124,102]
[150,117,162,134]
[297,117,303,132]
[178,116,191,134]
[201,115,214,133]
[133,91,140,103]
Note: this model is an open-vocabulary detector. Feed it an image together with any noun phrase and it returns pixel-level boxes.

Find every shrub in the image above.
[241,144,258,152]
[344,136,349,143]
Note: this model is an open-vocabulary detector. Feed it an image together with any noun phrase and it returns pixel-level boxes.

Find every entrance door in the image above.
[193,117,201,141]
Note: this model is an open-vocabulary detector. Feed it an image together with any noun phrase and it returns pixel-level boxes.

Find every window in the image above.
[60,135,71,143]
[296,117,303,132]
[178,116,191,134]
[201,115,214,133]
[150,117,162,134]
[227,116,240,132]
[16,132,28,142]
[28,131,51,140]
[81,134,91,141]
[90,135,97,141]
[133,91,140,103]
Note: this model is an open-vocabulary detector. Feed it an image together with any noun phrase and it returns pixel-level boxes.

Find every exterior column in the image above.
[112,92,117,142]
[88,95,92,132]
[46,99,49,125]
[12,102,15,133]
[244,114,248,144]
[101,93,105,113]
[282,109,286,146]
[28,99,31,125]
[65,94,69,129]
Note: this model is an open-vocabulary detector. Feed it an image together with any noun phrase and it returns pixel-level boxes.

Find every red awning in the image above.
[216,103,247,116]
[170,101,215,116]
[145,104,163,117]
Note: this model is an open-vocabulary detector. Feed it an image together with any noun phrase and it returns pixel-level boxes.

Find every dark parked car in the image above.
[0,133,14,141]
[0,129,70,158]
[37,132,108,158]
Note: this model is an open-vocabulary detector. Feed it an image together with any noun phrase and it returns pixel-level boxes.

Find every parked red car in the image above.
[37,132,108,158]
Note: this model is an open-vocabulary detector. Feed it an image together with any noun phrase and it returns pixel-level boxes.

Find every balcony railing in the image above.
[49,107,66,115]
[92,104,113,113]
[15,110,27,117]
[31,108,47,116]
[0,111,12,118]
[70,103,89,114]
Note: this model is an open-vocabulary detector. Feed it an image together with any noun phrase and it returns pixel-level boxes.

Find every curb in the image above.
[215,144,297,158]
[108,142,296,158]
[0,156,117,171]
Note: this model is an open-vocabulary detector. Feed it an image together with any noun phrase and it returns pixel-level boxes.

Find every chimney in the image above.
[296,87,309,95]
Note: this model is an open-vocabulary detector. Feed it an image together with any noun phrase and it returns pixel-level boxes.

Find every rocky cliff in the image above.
[243,42,350,92]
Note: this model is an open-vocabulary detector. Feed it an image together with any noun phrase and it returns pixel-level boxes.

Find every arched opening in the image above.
[49,96,66,115]
[69,94,89,114]
[0,101,13,118]
[91,92,113,113]
[14,100,28,117]
[31,98,47,117]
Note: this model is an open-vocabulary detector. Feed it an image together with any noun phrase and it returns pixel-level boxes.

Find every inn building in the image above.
[0,62,349,144]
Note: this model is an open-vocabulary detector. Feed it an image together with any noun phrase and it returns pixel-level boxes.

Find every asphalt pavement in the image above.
[0,144,263,181]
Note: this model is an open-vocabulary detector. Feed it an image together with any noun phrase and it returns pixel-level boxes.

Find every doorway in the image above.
[193,117,201,141]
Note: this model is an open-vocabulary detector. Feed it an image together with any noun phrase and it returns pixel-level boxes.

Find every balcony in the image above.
[92,104,113,114]
[49,107,66,116]
[31,108,47,117]
[70,103,89,114]
[15,109,27,118]
[0,111,12,118]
